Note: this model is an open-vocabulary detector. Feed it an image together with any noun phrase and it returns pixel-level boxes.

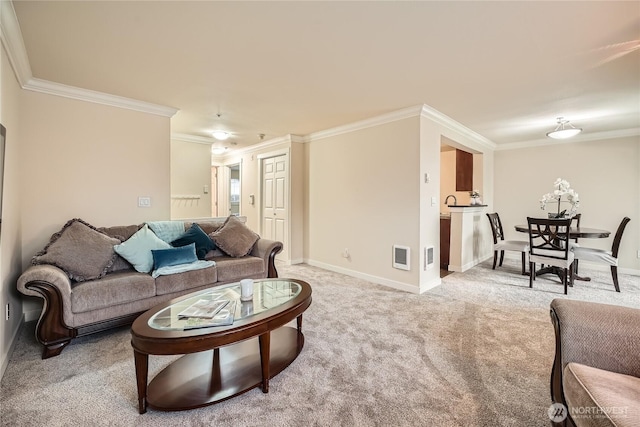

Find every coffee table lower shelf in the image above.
[146,326,304,412]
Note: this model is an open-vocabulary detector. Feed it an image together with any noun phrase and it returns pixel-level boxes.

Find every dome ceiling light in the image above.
[546,117,582,139]
[212,131,230,141]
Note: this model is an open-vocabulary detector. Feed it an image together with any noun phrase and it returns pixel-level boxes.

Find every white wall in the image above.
[1,43,24,378]
[170,139,212,219]
[19,91,171,267]
[306,117,422,292]
[18,90,171,322]
[494,136,640,272]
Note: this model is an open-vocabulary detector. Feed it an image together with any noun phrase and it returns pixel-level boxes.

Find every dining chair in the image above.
[527,217,574,294]
[569,213,582,272]
[572,217,630,292]
[486,213,529,275]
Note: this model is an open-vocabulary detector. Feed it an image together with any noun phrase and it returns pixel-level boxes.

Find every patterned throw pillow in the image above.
[32,218,120,282]
[210,215,260,258]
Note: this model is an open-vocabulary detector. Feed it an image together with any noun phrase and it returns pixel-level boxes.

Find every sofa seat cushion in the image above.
[155,265,217,296]
[213,255,264,282]
[563,362,640,427]
[71,272,156,314]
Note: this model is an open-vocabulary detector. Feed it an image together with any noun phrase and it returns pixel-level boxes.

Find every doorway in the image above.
[229,164,240,216]
[216,162,241,217]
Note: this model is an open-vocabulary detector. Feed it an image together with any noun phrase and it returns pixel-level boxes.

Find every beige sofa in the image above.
[17,217,282,359]
[549,299,640,427]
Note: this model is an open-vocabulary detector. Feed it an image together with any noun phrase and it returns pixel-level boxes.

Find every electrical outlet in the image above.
[637,250,640,259]
[5,303,9,321]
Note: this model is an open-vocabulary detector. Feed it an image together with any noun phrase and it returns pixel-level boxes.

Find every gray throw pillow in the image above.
[210,216,260,257]
[32,218,120,282]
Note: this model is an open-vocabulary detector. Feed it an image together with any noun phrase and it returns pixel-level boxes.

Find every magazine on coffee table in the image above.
[178,298,229,319]
[183,300,236,330]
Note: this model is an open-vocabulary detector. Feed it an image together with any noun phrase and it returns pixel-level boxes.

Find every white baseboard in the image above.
[420,277,442,293]
[1,313,25,380]
[449,254,493,273]
[305,259,433,294]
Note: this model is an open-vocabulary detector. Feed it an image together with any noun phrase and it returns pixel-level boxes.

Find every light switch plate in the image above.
[138,197,151,208]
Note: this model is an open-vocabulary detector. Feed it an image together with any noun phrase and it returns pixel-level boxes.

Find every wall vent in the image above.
[424,246,434,270]
[392,245,410,271]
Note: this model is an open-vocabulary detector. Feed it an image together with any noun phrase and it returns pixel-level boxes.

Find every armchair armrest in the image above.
[250,238,283,278]
[549,298,640,407]
[17,265,77,358]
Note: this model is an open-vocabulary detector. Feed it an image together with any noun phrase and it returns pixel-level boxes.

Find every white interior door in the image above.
[262,154,288,260]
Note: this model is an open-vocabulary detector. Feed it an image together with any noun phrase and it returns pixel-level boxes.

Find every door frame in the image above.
[215,157,243,217]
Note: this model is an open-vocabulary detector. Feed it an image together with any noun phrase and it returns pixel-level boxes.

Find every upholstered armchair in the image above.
[549,299,640,427]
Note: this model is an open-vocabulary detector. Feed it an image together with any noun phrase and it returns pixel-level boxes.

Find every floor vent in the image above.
[393,245,410,271]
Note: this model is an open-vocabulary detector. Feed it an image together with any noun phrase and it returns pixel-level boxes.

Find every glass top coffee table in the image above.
[130,278,312,414]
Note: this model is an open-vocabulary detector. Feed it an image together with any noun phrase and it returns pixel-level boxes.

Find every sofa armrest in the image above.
[17,265,77,358]
[549,298,640,407]
[250,238,283,278]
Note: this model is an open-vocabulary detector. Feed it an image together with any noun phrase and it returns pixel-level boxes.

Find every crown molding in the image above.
[419,104,497,150]
[0,0,32,86]
[23,78,178,117]
[1,2,178,117]
[173,132,304,159]
[171,133,214,145]
[304,105,424,142]
[304,104,497,150]
[219,134,304,158]
[494,127,640,151]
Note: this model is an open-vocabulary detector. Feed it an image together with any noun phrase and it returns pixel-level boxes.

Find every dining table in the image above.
[514,224,611,282]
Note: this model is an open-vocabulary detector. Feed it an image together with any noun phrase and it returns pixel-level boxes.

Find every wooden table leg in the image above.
[297,314,303,333]
[259,332,270,393]
[133,349,149,414]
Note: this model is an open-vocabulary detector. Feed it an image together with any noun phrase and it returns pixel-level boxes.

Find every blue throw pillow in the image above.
[171,223,215,260]
[152,243,198,270]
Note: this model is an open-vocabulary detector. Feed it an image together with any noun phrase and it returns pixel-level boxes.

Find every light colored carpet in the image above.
[2,261,639,426]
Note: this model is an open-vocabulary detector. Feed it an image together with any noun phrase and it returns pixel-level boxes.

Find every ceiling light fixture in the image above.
[546,117,582,139]
[212,131,230,141]
[211,146,227,155]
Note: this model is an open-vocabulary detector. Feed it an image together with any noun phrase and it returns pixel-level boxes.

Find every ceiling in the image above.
[12,1,640,151]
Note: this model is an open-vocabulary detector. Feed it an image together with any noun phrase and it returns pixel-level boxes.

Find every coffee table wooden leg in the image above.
[259,332,270,393]
[133,349,149,414]
[297,314,303,332]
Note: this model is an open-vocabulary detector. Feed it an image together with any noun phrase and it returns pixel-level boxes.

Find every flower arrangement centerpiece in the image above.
[540,178,580,218]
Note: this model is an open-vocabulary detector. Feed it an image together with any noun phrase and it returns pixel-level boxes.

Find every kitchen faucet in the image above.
[444,195,457,206]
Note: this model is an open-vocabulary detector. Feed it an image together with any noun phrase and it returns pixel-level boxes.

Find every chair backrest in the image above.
[570,213,581,243]
[486,213,505,244]
[611,217,631,258]
[527,217,573,260]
